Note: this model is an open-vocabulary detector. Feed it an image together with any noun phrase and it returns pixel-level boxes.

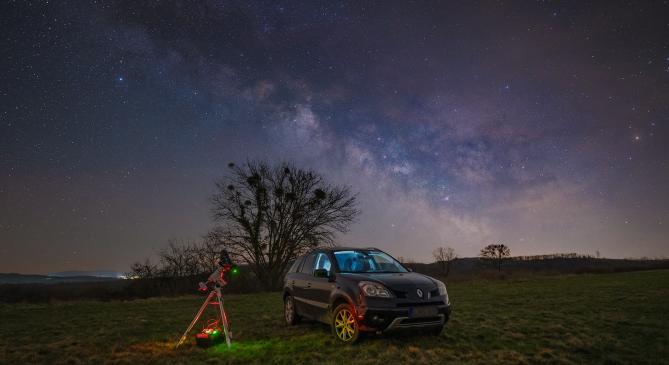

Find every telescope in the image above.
[176,250,239,348]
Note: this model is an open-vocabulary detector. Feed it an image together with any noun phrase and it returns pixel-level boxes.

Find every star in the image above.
[3,0,669,273]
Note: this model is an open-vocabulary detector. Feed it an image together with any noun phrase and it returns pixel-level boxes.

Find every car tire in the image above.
[284,295,300,325]
[331,303,361,344]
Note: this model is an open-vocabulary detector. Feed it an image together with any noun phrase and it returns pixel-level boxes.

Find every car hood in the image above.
[340,272,436,290]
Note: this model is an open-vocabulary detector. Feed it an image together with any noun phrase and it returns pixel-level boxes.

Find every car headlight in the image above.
[359,281,393,298]
[435,280,449,304]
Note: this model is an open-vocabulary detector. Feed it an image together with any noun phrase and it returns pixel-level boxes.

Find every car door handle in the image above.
[306,282,312,288]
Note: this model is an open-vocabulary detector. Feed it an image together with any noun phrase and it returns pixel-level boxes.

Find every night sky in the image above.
[1,1,668,274]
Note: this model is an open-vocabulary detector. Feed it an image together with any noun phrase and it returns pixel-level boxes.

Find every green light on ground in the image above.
[210,339,278,358]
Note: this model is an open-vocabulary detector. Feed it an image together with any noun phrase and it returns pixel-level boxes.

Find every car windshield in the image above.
[334,250,408,273]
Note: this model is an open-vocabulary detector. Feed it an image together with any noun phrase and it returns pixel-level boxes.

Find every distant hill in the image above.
[48,270,125,279]
[0,272,123,285]
[404,257,669,280]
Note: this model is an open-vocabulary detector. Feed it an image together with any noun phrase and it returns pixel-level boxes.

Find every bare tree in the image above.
[133,239,224,280]
[159,239,200,278]
[127,258,158,279]
[196,236,224,274]
[209,161,359,289]
[183,243,202,277]
[480,244,511,271]
[432,246,456,277]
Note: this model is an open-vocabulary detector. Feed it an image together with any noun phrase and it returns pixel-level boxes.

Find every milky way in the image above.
[1,1,668,273]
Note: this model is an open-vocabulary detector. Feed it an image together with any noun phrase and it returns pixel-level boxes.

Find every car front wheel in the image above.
[331,303,360,343]
[284,295,300,325]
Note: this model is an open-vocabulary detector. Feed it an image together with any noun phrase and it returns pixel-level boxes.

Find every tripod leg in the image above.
[175,291,215,348]
[216,289,232,347]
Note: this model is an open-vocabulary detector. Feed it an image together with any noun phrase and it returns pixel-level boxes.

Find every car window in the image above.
[314,253,332,274]
[334,250,408,273]
[299,253,317,274]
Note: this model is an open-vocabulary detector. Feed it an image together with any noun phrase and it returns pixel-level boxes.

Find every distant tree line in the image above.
[511,253,595,261]
[428,244,513,273]
[127,238,224,280]
[10,241,669,302]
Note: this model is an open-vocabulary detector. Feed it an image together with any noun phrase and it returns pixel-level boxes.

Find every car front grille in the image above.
[392,289,408,299]
[391,287,440,300]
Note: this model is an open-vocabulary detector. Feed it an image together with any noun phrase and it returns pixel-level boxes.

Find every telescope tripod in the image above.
[175,286,232,348]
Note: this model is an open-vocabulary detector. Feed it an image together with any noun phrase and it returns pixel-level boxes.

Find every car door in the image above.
[309,252,335,321]
[293,253,316,317]
[284,255,303,294]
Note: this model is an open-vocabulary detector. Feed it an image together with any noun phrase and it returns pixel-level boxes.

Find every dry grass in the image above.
[1,270,668,364]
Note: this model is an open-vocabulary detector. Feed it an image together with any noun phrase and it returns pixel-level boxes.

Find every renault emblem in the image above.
[416,288,423,298]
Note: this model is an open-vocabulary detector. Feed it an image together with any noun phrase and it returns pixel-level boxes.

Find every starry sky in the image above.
[1,1,668,274]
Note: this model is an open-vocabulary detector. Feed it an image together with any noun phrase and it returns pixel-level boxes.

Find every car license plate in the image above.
[409,306,438,318]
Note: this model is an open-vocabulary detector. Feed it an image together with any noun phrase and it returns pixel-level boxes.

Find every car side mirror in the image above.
[407,268,413,272]
[313,269,329,278]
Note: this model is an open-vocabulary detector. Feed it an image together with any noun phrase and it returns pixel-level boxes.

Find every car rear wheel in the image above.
[284,295,300,325]
[331,303,360,343]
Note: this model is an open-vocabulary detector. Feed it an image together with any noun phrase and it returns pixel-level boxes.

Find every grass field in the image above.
[1,270,667,364]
